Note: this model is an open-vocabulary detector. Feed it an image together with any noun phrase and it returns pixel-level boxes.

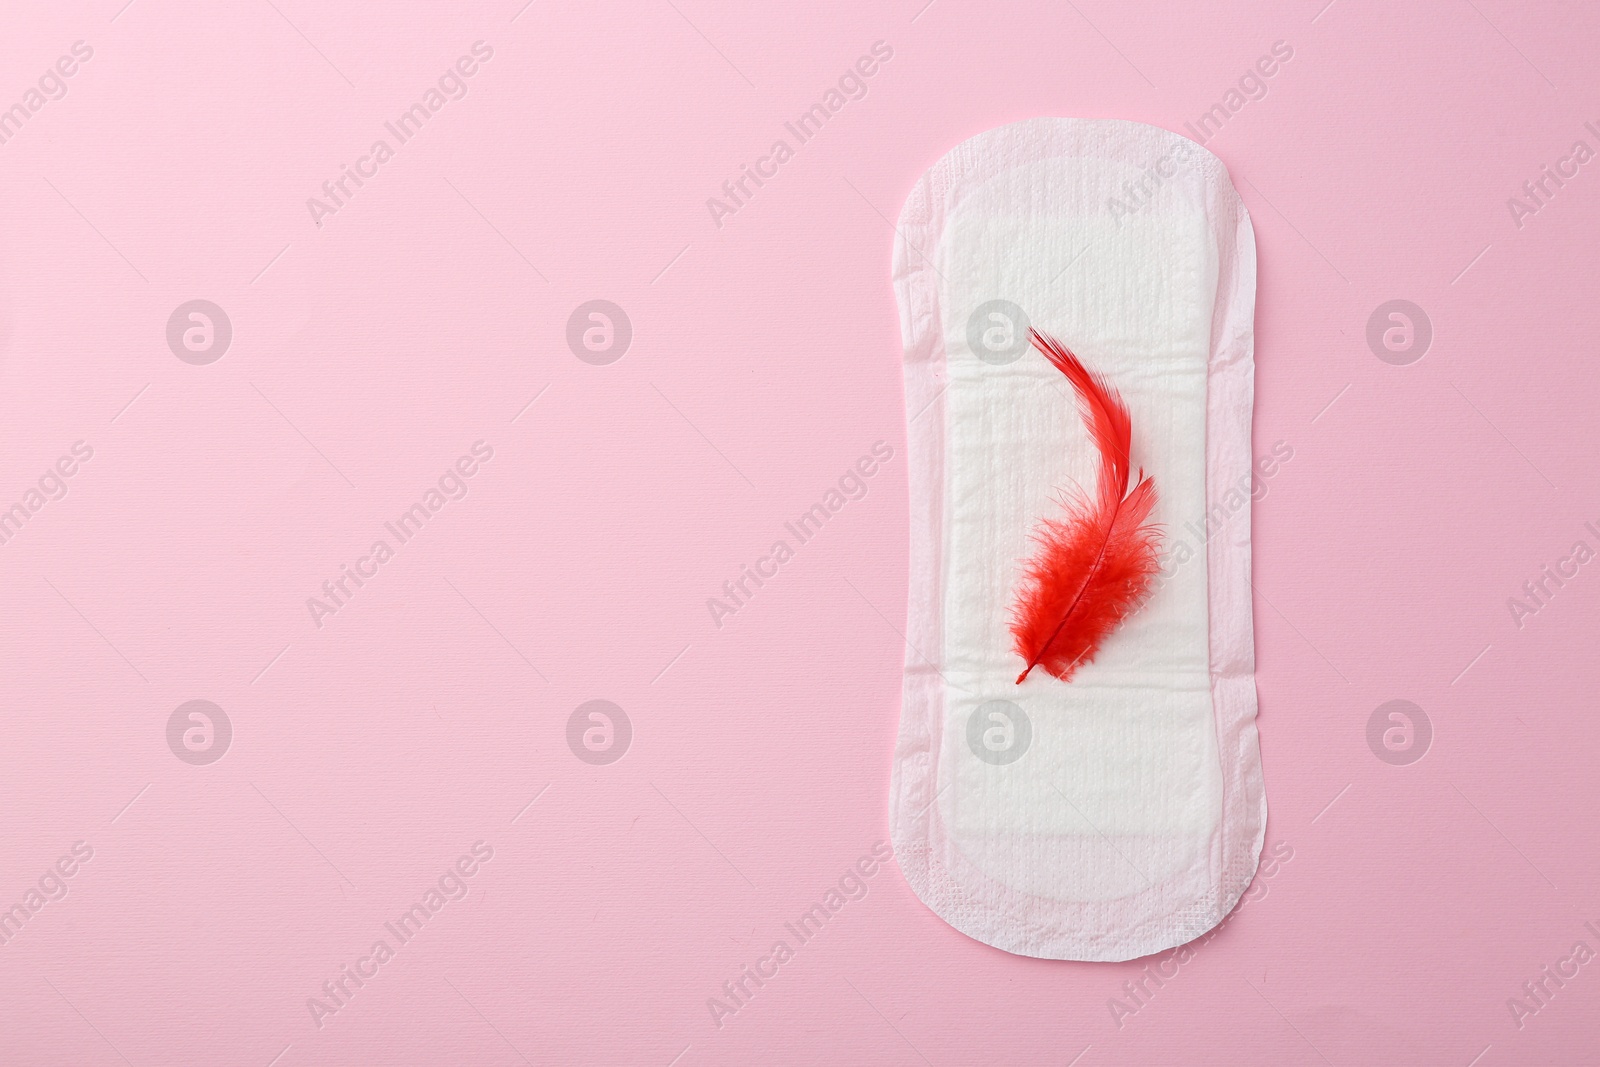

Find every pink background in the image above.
[0,0,1595,1064]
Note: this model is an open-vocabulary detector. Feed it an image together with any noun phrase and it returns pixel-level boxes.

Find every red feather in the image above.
[1011,330,1161,684]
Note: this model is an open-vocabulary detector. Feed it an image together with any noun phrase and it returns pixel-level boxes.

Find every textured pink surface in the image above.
[0,1,1596,1064]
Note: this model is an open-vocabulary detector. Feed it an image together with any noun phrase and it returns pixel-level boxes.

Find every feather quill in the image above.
[1011,330,1161,684]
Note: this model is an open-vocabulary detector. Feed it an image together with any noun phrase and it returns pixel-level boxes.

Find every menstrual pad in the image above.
[889,117,1265,961]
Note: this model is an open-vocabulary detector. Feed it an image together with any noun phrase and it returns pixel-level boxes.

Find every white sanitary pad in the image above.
[889,118,1265,961]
